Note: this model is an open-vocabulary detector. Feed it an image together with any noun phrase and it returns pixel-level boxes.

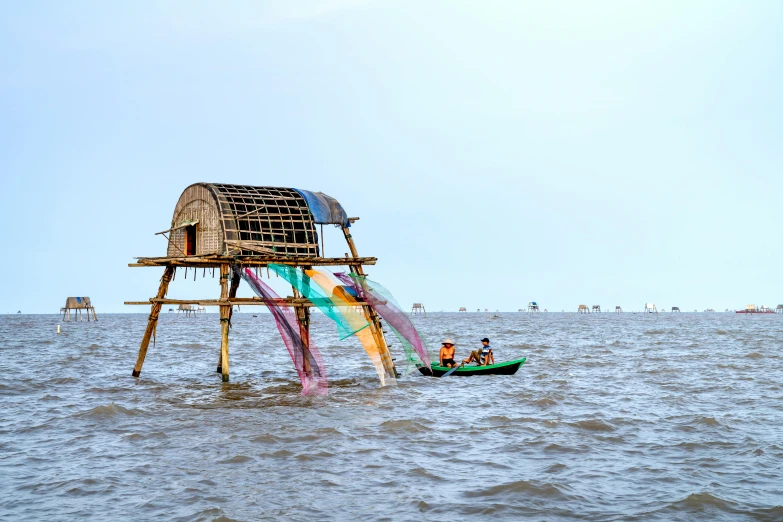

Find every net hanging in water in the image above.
[235,266,328,395]
[303,269,397,387]
[334,272,431,373]
[267,264,369,340]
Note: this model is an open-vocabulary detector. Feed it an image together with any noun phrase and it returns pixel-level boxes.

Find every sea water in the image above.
[1,312,781,520]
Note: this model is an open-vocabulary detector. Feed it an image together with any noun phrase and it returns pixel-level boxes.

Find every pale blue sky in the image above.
[1,1,781,313]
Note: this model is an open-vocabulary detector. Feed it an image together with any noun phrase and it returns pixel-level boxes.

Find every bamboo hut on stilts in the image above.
[125,183,398,388]
[61,297,98,321]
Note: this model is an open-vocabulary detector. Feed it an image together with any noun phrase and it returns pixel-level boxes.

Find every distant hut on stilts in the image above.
[615,306,623,313]
[125,183,396,386]
[411,303,426,314]
[592,305,601,313]
[61,297,97,321]
[577,304,589,314]
[177,304,197,317]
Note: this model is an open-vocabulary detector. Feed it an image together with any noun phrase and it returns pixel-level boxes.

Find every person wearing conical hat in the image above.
[439,339,457,368]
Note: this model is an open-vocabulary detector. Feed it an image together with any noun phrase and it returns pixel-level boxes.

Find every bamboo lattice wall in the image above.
[167,183,319,258]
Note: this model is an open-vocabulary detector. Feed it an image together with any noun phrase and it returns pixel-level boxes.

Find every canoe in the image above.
[418,358,526,377]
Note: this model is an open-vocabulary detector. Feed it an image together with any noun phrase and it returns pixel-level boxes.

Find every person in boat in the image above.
[439,339,457,368]
[461,338,494,367]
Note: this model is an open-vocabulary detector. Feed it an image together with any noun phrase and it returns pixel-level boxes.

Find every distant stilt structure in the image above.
[577,304,589,314]
[777,305,783,314]
[528,301,540,312]
[197,305,206,314]
[592,305,601,313]
[615,306,622,313]
[61,297,98,322]
[671,306,681,312]
[458,307,467,312]
[411,303,426,314]
[177,304,197,317]
[644,303,657,313]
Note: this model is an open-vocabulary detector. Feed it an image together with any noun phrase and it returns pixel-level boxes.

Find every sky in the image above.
[0,0,781,314]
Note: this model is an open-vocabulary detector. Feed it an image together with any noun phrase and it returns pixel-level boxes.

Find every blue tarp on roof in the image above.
[294,189,350,227]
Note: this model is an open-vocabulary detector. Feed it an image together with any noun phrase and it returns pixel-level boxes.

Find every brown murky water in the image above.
[1,312,782,520]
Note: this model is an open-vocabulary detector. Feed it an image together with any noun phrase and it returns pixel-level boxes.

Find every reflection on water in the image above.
[1,312,782,520]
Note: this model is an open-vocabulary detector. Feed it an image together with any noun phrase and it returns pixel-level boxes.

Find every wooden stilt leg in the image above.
[341,227,398,381]
[292,287,312,377]
[132,266,175,377]
[218,264,231,382]
[217,270,241,373]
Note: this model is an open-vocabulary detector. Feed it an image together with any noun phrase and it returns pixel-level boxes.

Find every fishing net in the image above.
[303,269,397,387]
[334,272,431,373]
[235,266,327,395]
[267,264,368,340]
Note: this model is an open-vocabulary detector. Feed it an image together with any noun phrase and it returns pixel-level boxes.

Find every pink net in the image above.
[236,267,328,395]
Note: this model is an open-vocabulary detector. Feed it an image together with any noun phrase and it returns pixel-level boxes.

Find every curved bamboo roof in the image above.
[165,183,349,258]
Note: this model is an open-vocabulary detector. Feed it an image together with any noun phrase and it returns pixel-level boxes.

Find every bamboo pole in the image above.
[218,264,231,382]
[217,270,241,374]
[132,266,175,377]
[292,285,313,378]
[341,227,398,381]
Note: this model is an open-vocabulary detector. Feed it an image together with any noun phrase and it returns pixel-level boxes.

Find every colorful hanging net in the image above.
[267,264,369,340]
[235,266,327,395]
[334,272,431,373]
[303,269,397,386]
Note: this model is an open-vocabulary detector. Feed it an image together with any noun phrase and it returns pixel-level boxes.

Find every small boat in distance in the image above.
[419,358,526,377]
[736,304,775,314]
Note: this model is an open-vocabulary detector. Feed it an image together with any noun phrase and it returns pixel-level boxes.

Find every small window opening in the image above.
[185,225,197,256]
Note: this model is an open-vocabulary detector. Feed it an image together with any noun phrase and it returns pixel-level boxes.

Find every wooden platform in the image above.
[130,254,377,268]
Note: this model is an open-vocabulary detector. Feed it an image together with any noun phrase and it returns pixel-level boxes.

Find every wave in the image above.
[218,455,253,464]
[379,419,432,433]
[532,397,558,407]
[694,416,721,427]
[568,419,615,432]
[78,403,145,418]
[464,479,571,499]
[666,491,738,512]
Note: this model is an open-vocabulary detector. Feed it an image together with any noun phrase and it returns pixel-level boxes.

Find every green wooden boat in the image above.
[418,358,526,377]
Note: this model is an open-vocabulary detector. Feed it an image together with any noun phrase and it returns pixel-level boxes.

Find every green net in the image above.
[267,264,369,340]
